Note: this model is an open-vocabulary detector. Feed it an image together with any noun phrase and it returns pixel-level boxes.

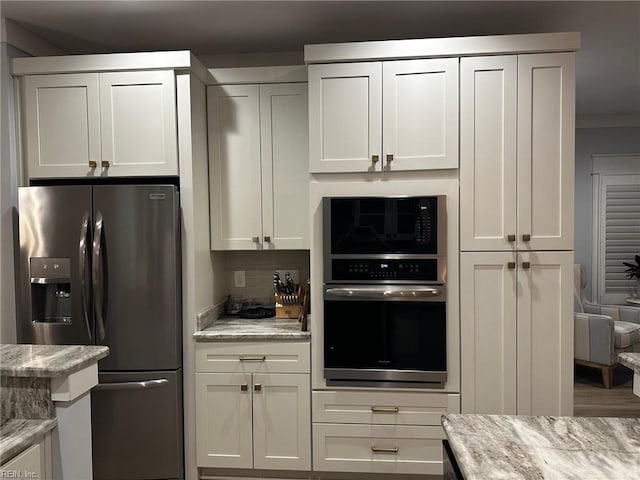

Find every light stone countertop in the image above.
[193,316,310,341]
[619,352,640,374]
[0,418,57,463]
[0,344,109,378]
[442,414,640,480]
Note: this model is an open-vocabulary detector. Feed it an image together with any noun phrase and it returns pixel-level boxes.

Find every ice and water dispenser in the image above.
[30,257,72,324]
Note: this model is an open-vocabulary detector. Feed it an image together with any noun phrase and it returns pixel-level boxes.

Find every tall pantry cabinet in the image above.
[459,53,575,416]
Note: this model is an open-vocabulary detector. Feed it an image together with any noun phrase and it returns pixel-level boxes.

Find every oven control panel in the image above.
[331,258,439,282]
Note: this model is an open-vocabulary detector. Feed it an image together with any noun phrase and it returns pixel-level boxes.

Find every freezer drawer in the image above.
[91,369,183,480]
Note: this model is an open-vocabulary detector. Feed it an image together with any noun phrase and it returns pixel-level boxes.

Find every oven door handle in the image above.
[325,286,442,299]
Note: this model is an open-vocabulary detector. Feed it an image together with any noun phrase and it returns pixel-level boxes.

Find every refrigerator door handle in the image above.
[92,211,107,341]
[93,379,170,391]
[79,212,92,340]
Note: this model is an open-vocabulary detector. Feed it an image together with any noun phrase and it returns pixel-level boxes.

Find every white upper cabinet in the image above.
[209,82,309,250]
[308,62,382,173]
[460,52,575,251]
[460,56,517,251]
[382,58,458,171]
[517,53,575,251]
[309,59,458,173]
[23,70,178,178]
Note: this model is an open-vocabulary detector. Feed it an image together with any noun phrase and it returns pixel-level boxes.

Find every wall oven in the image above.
[323,196,447,388]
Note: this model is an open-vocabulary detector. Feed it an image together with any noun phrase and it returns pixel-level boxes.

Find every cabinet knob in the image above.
[240,384,248,392]
[522,261,531,269]
[371,155,379,164]
[254,384,262,392]
[101,160,110,168]
[89,161,97,169]
[507,234,516,242]
[252,236,260,243]
[508,262,516,270]
[264,236,271,243]
[522,234,531,242]
[386,154,394,163]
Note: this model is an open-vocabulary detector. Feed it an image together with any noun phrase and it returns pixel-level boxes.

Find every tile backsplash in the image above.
[220,250,310,305]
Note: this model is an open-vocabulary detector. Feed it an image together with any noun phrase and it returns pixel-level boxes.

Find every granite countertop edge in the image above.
[442,413,640,480]
[0,345,110,378]
[0,418,58,463]
[193,317,311,342]
[618,352,640,373]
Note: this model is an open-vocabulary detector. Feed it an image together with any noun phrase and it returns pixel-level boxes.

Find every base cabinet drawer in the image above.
[195,342,310,374]
[312,423,444,475]
[313,391,460,425]
[0,443,42,478]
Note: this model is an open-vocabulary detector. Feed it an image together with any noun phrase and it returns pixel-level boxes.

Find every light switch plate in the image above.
[234,270,246,288]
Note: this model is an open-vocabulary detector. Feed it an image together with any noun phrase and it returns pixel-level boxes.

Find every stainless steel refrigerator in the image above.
[18,184,183,480]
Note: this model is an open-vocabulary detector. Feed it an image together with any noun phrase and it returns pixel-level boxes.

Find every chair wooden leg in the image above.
[602,365,614,389]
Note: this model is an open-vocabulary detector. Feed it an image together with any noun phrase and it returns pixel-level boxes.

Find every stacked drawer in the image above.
[312,390,460,475]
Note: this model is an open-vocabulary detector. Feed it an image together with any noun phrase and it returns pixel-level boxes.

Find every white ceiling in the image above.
[1,1,639,117]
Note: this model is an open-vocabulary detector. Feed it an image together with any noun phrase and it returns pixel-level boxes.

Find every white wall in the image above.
[574,126,640,299]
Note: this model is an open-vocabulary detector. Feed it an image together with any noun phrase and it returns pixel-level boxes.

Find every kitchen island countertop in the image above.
[0,344,109,378]
[442,413,640,480]
[193,316,310,341]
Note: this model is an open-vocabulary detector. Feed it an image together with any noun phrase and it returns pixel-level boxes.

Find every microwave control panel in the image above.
[331,258,438,282]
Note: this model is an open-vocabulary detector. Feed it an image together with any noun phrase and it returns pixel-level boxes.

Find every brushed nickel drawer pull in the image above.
[239,355,266,362]
[240,384,248,391]
[507,234,516,242]
[508,262,516,269]
[252,236,260,243]
[386,154,394,163]
[371,406,399,413]
[254,383,262,392]
[522,261,531,269]
[522,234,531,242]
[371,155,379,164]
[264,236,271,242]
[101,160,110,168]
[371,446,399,454]
[89,160,97,168]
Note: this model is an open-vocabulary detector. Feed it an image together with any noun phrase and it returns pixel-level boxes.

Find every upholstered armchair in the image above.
[574,265,640,388]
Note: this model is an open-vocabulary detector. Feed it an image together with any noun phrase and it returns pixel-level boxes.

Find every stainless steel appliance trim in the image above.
[324,284,446,302]
[79,212,92,340]
[30,277,71,284]
[325,368,447,384]
[93,379,169,391]
[92,211,106,341]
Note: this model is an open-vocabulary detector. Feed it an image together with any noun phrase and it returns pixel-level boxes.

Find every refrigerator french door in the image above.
[18,184,183,480]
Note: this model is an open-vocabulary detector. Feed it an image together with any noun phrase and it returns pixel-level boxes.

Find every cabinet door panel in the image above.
[383,58,458,171]
[24,73,101,178]
[99,70,178,175]
[517,53,575,250]
[517,251,573,416]
[196,373,253,468]
[208,84,263,249]
[460,252,517,414]
[260,83,309,249]
[309,63,382,172]
[252,373,311,471]
[460,56,517,251]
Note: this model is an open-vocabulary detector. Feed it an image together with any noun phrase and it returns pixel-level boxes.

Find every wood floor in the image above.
[574,364,640,417]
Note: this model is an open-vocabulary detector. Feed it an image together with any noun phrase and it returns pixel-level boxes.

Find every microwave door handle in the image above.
[92,212,106,341]
[79,212,92,341]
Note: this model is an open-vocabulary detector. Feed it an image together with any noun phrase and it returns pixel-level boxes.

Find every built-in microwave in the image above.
[322,196,448,388]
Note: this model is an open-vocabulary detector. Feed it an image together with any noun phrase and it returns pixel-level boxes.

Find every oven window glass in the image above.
[330,197,437,254]
[324,300,446,372]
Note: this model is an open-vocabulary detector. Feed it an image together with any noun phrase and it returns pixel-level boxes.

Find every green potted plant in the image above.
[623,254,640,298]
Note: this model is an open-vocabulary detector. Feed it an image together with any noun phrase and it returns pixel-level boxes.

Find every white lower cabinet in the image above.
[195,342,311,472]
[312,390,460,475]
[461,250,573,416]
[0,435,51,480]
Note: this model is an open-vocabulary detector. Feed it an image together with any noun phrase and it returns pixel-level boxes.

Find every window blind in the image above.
[603,180,640,296]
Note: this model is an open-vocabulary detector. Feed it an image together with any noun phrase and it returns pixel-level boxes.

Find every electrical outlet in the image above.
[234,270,246,288]
[275,269,299,284]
